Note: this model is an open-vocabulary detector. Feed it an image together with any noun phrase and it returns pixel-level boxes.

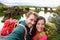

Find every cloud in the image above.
[0,0,60,7]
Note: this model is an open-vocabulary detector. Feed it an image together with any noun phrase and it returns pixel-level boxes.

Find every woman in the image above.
[31,16,47,40]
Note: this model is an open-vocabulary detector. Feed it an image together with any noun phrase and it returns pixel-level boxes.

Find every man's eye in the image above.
[30,19,33,21]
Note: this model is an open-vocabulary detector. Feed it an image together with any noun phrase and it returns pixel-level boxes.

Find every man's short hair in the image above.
[26,11,39,17]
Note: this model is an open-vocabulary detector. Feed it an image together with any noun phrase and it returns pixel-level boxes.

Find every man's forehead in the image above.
[29,14,37,17]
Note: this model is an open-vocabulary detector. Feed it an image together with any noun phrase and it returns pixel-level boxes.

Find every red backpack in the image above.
[1,18,18,38]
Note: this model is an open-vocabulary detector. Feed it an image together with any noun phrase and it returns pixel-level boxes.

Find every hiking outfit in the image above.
[3,20,31,40]
[32,30,47,40]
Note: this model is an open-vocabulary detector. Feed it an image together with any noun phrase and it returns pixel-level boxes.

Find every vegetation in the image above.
[49,10,60,40]
[0,3,60,40]
[56,6,60,15]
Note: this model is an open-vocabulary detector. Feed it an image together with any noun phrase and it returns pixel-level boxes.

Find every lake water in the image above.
[0,16,4,40]
[0,16,4,31]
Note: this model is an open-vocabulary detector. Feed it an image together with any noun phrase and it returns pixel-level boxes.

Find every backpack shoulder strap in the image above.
[19,24,27,40]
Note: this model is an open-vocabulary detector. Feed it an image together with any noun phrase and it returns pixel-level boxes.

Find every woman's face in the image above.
[36,19,45,32]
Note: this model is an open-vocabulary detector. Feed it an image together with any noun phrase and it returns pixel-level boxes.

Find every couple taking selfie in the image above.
[3,11,47,40]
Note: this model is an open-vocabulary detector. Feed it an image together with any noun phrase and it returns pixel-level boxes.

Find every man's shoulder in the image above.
[19,20,25,24]
[13,26,25,33]
[3,26,25,40]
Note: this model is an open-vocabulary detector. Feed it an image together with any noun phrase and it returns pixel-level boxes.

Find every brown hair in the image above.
[31,16,46,39]
[26,11,39,18]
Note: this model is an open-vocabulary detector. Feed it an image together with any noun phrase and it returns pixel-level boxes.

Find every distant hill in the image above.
[0,3,4,5]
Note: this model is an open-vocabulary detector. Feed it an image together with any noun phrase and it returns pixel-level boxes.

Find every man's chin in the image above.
[28,26,32,28]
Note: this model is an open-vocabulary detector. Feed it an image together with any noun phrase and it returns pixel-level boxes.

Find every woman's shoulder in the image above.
[39,34,47,40]
[42,34,47,38]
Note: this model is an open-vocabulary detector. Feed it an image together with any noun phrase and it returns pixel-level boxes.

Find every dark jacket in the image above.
[3,20,31,40]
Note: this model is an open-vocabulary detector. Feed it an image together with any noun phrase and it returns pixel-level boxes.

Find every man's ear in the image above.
[26,17,28,19]
[26,17,28,20]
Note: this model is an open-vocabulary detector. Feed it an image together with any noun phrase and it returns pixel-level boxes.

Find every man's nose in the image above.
[31,21,35,25]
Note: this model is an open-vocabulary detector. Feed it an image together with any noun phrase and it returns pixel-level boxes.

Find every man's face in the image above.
[26,14,37,28]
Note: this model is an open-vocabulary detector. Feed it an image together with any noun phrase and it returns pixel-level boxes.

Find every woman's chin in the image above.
[38,30,42,32]
[37,29,43,32]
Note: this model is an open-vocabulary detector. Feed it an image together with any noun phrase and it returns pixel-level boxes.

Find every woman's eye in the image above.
[37,23,40,25]
[42,24,44,25]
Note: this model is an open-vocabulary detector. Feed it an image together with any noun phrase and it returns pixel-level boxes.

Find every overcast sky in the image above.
[0,0,60,7]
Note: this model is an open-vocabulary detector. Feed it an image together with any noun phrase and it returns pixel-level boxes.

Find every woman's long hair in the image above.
[31,16,46,39]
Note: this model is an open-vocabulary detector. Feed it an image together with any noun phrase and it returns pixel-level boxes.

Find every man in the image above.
[3,11,38,40]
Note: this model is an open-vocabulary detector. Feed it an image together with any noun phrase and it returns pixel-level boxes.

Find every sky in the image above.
[0,0,60,7]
